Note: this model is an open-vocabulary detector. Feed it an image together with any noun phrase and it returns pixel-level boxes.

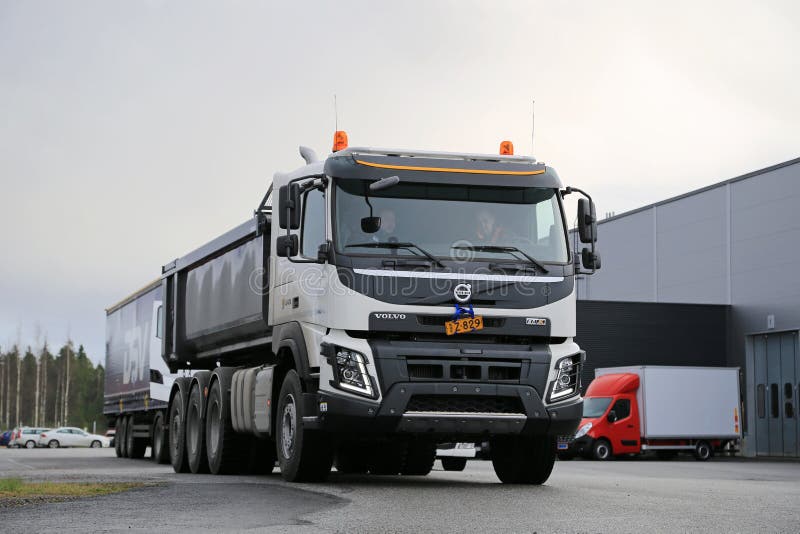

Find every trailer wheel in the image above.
[206,374,248,475]
[169,387,190,473]
[114,417,123,458]
[276,370,333,482]
[151,412,170,464]
[694,441,712,461]
[592,439,612,461]
[491,435,556,484]
[186,383,210,473]
[128,415,147,459]
[402,441,436,476]
[441,457,468,472]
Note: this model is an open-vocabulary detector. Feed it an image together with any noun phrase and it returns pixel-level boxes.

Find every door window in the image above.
[611,399,631,420]
[301,188,326,258]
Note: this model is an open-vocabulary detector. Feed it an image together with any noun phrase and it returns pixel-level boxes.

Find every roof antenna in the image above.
[531,99,535,155]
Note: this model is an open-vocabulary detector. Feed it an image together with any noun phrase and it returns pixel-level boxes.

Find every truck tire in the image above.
[206,373,248,475]
[441,457,468,472]
[491,435,556,484]
[128,415,147,459]
[694,440,712,461]
[276,370,333,482]
[592,439,612,461]
[118,415,129,457]
[151,412,170,464]
[186,382,210,474]
[169,386,191,473]
[114,416,123,457]
[402,441,436,476]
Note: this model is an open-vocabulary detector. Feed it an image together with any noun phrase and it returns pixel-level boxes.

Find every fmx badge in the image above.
[453,283,472,303]
[525,317,547,326]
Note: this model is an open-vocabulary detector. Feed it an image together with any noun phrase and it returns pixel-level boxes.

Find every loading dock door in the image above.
[752,331,798,457]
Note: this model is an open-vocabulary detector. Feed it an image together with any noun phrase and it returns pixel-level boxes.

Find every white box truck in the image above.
[564,366,741,460]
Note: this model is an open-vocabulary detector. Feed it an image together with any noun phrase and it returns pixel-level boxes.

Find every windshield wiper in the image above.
[346,242,445,268]
[451,245,549,274]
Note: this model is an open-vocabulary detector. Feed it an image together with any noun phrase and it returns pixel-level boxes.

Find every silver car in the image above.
[14,427,50,448]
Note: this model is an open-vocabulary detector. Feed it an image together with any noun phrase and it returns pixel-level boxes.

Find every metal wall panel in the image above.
[576,300,729,392]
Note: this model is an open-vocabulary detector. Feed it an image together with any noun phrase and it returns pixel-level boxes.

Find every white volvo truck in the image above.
[105,134,601,484]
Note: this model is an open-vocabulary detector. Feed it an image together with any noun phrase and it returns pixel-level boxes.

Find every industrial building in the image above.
[573,157,800,458]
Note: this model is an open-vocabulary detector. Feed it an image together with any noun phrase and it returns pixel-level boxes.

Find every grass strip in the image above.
[0,477,144,499]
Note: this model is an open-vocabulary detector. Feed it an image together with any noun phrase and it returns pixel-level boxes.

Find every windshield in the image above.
[334,180,568,262]
[583,397,613,418]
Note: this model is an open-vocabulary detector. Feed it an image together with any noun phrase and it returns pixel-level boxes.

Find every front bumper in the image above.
[312,383,582,439]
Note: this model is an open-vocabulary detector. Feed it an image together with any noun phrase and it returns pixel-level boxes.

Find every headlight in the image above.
[548,353,582,402]
[328,346,377,399]
[575,422,592,439]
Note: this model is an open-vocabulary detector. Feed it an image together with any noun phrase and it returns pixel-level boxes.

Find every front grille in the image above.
[405,358,523,383]
[417,315,505,328]
[406,395,524,414]
[408,363,443,380]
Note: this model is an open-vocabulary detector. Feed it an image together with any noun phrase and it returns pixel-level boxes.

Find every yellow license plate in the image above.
[444,316,484,335]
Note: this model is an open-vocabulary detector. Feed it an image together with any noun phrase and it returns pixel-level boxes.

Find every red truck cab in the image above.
[567,373,641,459]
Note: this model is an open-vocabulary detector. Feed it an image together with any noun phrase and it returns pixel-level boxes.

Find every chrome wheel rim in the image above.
[281,394,297,459]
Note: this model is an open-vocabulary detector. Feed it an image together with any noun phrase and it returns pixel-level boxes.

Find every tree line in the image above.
[0,341,105,432]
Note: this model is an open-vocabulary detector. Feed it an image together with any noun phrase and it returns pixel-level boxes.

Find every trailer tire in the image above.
[402,441,436,476]
[128,415,147,459]
[592,439,612,461]
[206,373,248,475]
[441,457,468,472]
[118,415,129,457]
[114,417,123,458]
[151,412,170,464]
[491,435,556,484]
[169,387,191,473]
[276,370,333,482]
[694,441,712,461]
[186,383,210,473]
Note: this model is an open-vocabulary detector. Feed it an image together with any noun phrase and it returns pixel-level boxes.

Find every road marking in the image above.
[6,458,35,470]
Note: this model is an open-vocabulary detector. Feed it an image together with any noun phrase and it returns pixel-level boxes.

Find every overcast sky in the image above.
[1,0,798,364]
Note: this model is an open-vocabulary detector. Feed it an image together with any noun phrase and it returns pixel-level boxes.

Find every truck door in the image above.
[608,397,639,454]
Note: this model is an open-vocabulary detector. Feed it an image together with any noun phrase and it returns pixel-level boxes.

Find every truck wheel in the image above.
[593,439,612,461]
[151,412,170,464]
[128,415,147,459]
[694,441,712,461]
[114,417,123,458]
[491,436,556,484]
[206,374,248,475]
[186,383,210,474]
[441,457,468,472]
[169,388,190,473]
[402,441,436,476]
[276,370,333,482]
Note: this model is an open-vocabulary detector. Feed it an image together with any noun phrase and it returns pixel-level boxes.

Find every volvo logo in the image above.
[453,283,472,303]
[374,313,407,320]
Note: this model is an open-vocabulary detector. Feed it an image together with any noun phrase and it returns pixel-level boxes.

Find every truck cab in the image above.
[568,373,642,459]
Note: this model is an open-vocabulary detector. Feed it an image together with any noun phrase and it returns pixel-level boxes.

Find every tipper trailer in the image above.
[564,366,742,460]
[105,134,601,483]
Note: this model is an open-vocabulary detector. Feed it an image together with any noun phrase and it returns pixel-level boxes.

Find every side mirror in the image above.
[278,184,301,230]
[276,234,299,257]
[607,410,618,423]
[582,248,601,270]
[577,198,597,243]
[361,216,381,234]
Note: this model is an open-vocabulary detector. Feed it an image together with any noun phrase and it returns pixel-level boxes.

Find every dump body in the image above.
[104,281,172,415]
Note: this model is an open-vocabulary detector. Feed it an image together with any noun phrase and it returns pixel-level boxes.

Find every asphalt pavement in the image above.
[0,447,797,533]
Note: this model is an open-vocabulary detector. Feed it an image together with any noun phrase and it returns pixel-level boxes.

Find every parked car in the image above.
[104,429,115,447]
[38,427,110,448]
[14,427,51,448]
[0,430,13,447]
